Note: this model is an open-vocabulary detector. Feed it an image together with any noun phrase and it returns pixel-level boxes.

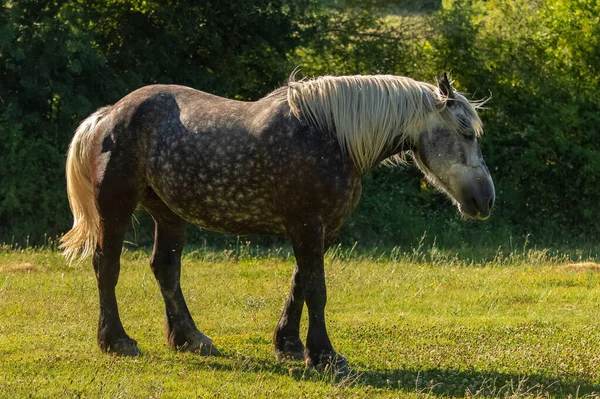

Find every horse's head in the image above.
[412,73,495,220]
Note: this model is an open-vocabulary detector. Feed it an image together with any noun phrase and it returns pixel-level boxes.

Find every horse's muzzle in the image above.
[458,179,495,220]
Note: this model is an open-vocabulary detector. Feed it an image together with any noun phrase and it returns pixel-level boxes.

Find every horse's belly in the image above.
[146,149,286,235]
[164,186,286,236]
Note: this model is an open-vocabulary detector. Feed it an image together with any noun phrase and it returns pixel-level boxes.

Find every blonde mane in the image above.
[286,74,483,172]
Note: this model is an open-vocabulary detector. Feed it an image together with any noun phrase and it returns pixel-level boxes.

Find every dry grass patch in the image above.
[559,262,600,273]
[0,262,37,273]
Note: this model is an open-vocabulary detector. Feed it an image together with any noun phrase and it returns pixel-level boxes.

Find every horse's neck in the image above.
[367,132,415,169]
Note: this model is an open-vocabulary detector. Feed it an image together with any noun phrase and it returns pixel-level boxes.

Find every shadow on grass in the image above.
[356,368,600,398]
[183,355,599,398]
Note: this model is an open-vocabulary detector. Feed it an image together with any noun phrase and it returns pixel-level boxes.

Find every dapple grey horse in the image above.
[61,73,494,373]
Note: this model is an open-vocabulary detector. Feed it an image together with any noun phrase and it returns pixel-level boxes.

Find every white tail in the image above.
[60,107,111,264]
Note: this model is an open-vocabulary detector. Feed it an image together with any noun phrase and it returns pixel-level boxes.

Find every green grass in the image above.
[1,244,600,398]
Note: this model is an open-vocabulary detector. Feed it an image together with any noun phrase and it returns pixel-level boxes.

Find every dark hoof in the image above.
[275,338,305,361]
[170,330,221,356]
[104,337,141,356]
[306,352,350,376]
[184,340,221,356]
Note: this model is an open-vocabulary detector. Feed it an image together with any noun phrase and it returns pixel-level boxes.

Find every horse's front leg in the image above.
[287,220,348,374]
[274,263,305,360]
[274,233,339,361]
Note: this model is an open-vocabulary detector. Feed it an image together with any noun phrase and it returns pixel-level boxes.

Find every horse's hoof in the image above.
[274,338,305,361]
[173,330,221,356]
[105,337,141,357]
[188,341,221,356]
[275,348,305,361]
[306,352,350,376]
[324,355,351,377]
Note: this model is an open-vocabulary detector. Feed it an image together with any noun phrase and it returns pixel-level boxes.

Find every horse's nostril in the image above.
[472,195,491,217]
[471,197,479,211]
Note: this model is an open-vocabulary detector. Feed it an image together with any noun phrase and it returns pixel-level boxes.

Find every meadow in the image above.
[1,243,599,398]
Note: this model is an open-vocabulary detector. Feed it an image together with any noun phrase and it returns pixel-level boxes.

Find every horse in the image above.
[60,72,494,374]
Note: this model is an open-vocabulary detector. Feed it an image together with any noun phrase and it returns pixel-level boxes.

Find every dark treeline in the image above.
[1,0,599,249]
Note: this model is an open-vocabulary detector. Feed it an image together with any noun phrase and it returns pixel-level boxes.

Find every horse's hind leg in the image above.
[94,188,141,356]
[142,193,220,356]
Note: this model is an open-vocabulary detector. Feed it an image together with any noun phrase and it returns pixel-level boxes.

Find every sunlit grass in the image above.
[1,244,599,398]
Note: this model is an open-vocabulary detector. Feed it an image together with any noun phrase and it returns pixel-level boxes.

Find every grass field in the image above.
[1,243,600,398]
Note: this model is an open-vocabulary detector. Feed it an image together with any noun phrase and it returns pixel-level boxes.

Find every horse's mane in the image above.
[284,74,483,172]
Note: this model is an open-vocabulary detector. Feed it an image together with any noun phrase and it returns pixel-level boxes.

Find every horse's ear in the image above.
[437,72,455,100]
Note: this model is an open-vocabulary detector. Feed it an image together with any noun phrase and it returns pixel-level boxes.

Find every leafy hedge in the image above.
[1,0,599,248]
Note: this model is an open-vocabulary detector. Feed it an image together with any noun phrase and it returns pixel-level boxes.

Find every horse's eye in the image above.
[461,132,475,141]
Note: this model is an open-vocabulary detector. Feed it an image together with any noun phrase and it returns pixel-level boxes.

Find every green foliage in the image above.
[1,0,599,249]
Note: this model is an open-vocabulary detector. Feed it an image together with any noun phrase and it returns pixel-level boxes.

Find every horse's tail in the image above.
[60,107,111,264]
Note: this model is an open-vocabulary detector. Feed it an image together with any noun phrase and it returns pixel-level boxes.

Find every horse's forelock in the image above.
[437,93,484,137]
